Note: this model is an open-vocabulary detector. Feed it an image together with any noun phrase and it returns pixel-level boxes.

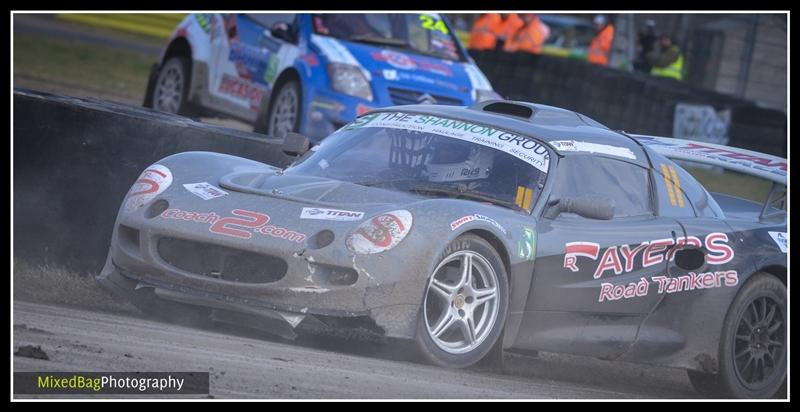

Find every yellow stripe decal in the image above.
[661,163,677,206]
[668,165,684,208]
[523,187,533,210]
[515,186,525,208]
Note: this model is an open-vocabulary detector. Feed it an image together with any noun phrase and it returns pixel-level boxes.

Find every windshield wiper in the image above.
[408,183,517,209]
[346,34,412,48]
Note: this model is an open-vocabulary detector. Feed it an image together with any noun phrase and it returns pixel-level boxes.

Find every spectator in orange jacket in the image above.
[587,14,615,66]
[504,14,550,54]
[496,13,525,50]
[468,13,503,50]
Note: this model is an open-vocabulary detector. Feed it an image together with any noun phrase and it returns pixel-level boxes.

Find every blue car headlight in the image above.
[327,63,373,101]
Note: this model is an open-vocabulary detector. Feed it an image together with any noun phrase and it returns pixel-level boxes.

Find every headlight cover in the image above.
[123,164,173,212]
[346,210,413,254]
[327,63,373,101]
[475,88,502,102]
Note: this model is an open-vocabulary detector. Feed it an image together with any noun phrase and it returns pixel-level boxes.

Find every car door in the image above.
[515,153,685,357]
[649,153,737,277]
[207,14,287,116]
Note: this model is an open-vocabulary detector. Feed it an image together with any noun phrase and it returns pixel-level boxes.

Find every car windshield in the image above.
[285,111,551,212]
[311,14,463,61]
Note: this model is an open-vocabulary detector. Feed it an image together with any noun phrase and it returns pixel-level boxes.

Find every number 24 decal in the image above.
[420,15,449,35]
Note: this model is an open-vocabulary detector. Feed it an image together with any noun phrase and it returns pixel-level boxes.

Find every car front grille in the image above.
[157,237,287,284]
[387,87,463,106]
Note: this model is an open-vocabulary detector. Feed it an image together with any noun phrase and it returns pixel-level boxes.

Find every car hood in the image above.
[220,170,421,207]
[310,34,478,96]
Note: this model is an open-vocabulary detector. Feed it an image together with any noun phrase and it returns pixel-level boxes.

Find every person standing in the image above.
[503,14,550,54]
[634,19,658,73]
[468,13,503,50]
[587,14,615,66]
[647,34,685,81]
[496,13,525,50]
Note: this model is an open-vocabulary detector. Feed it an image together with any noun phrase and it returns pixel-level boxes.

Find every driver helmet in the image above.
[424,139,494,183]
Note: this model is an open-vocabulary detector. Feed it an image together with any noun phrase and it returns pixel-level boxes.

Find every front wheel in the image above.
[688,273,787,398]
[415,234,509,368]
[151,56,194,116]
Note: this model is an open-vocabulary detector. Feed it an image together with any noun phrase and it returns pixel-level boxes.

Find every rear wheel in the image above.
[688,273,786,398]
[415,234,508,368]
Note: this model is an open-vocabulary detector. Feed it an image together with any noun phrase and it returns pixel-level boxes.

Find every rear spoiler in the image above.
[630,135,787,186]
[630,134,787,222]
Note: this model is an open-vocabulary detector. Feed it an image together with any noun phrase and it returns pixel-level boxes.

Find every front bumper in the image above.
[97,208,426,339]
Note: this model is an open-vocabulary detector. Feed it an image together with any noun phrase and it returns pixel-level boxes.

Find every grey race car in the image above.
[98,100,787,398]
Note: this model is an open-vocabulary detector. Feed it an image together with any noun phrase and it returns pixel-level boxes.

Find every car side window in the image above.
[549,154,653,218]
[649,152,723,218]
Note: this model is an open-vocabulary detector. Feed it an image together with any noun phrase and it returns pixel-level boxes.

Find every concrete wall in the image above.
[14,89,293,273]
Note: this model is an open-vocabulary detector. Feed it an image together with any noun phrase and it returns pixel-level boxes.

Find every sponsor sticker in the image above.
[264,54,279,83]
[564,232,734,279]
[636,136,787,181]
[518,227,536,261]
[375,49,416,70]
[598,271,739,302]
[768,231,788,253]
[124,165,173,212]
[382,69,398,81]
[183,182,228,200]
[450,215,475,231]
[343,112,550,173]
[160,208,306,243]
[550,140,637,160]
[347,210,413,254]
[218,74,268,110]
[300,207,364,222]
[449,214,507,235]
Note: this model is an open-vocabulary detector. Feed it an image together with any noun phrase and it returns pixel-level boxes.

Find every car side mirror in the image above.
[544,195,615,220]
[270,22,294,42]
[673,247,706,271]
[282,132,310,156]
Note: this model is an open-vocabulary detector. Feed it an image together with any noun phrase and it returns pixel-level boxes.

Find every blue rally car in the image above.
[144,13,500,141]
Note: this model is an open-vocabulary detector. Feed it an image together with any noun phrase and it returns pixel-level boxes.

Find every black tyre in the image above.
[687,273,787,398]
[151,56,194,116]
[415,234,509,368]
[258,79,301,138]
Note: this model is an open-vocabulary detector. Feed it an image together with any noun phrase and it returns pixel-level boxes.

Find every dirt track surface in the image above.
[13,301,705,399]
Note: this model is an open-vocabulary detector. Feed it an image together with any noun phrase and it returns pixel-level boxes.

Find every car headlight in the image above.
[327,63,373,101]
[475,88,502,102]
[123,164,173,212]
[346,210,413,254]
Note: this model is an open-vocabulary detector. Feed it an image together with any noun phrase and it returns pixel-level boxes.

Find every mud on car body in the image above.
[99,100,787,398]
[143,13,498,141]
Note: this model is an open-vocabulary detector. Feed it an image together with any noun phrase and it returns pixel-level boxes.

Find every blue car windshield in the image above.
[285,111,551,212]
[311,14,464,62]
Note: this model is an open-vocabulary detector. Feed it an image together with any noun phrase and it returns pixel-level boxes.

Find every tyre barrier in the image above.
[13,88,294,273]
[470,50,787,157]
